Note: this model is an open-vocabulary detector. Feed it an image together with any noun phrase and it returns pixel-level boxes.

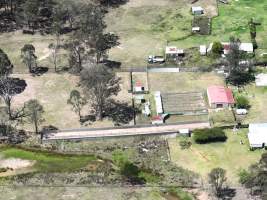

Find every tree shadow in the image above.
[80,115,96,126]
[102,59,121,69]
[104,99,136,125]
[218,187,236,200]
[100,0,129,8]
[32,66,49,76]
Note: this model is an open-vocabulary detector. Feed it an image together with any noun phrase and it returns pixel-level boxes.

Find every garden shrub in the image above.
[193,128,227,144]
[179,139,192,150]
[236,95,250,109]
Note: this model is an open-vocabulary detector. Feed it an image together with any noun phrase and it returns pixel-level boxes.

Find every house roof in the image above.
[207,86,235,104]
[248,123,267,147]
[199,45,207,53]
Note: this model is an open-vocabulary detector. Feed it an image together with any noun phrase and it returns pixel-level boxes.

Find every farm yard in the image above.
[169,129,263,184]
[106,0,267,69]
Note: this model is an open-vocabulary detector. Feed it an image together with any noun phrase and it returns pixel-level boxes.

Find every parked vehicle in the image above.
[236,109,248,115]
[148,55,165,63]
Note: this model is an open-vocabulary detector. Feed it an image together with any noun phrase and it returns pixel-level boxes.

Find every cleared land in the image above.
[106,0,267,68]
[169,129,263,184]
[106,0,218,68]
[3,72,132,131]
[148,72,224,93]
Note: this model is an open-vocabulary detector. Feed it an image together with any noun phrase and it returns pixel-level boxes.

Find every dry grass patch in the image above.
[148,72,224,93]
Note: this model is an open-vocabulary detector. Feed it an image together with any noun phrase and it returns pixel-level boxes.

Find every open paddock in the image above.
[148,72,224,93]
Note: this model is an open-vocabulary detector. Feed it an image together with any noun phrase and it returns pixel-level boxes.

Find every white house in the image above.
[248,123,267,148]
[191,6,204,15]
[207,42,254,55]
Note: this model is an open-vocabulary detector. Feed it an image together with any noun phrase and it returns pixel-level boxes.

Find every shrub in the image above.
[238,169,252,184]
[179,139,192,150]
[236,96,250,109]
[211,41,224,55]
[193,128,227,144]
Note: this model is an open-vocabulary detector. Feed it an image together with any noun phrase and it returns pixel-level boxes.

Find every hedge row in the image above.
[193,128,227,144]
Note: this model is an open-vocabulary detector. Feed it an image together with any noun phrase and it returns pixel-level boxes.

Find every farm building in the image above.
[154,91,163,115]
[165,46,184,61]
[248,123,267,148]
[191,6,204,15]
[255,73,267,86]
[207,86,235,109]
[199,45,207,55]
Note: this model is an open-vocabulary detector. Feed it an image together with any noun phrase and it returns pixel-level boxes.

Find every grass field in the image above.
[148,72,224,93]
[0,147,96,173]
[106,0,267,68]
[2,72,132,131]
[237,84,267,123]
[169,129,263,184]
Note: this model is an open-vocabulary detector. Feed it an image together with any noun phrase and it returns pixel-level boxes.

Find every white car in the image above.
[148,55,165,63]
[236,109,248,115]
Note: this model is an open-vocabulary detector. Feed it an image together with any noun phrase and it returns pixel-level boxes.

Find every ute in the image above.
[148,55,165,64]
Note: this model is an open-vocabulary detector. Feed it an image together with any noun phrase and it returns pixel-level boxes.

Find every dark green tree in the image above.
[67,89,87,121]
[24,99,44,134]
[21,44,37,73]
[208,168,227,197]
[0,49,13,76]
[80,63,120,120]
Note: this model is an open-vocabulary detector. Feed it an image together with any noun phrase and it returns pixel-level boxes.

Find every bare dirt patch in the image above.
[0,158,35,169]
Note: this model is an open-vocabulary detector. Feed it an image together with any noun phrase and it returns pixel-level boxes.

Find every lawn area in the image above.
[0,147,96,173]
[237,84,267,123]
[0,31,68,74]
[0,72,132,131]
[106,0,267,69]
[169,129,264,184]
[106,0,217,68]
[148,72,224,93]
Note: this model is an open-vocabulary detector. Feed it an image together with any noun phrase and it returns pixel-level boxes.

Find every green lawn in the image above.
[0,147,96,172]
[107,0,267,68]
[169,129,264,184]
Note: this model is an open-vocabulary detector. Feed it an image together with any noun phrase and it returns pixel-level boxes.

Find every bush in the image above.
[238,169,252,184]
[193,128,227,144]
[211,41,223,55]
[179,139,192,150]
[236,96,250,109]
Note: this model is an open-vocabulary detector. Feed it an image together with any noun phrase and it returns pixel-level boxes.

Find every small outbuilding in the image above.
[248,123,267,148]
[154,91,163,115]
[191,6,204,15]
[199,45,207,55]
[256,73,267,86]
[165,46,184,61]
[192,26,200,33]
[207,86,235,109]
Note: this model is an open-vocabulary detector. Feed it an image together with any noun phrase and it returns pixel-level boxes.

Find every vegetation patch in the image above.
[0,147,96,173]
[193,128,227,144]
[192,16,211,35]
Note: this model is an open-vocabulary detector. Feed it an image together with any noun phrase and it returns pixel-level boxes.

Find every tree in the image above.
[67,90,87,121]
[19,0,40,31]
[24,99,44,134]
[208,168,227,197]
[21,44,37,73]
[240,153,267,199]
[0,77,27,119]
[50,5,66,72]
[211,41,223,56]
[236,95,250,109]
[94,33,119,63]
[0,49,13,77]
[226,37,255,88]
[80,64,120,120]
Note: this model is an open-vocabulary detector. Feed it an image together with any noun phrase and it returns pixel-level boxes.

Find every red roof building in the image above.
[207,86,235,108]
